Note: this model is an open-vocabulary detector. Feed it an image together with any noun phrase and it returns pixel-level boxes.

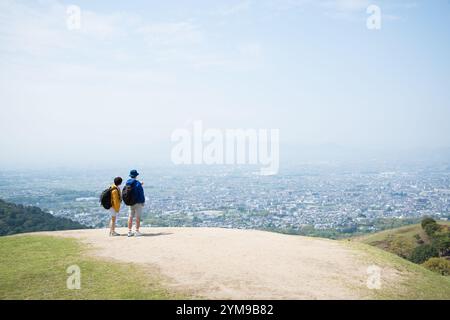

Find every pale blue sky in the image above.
[0,0,449,168]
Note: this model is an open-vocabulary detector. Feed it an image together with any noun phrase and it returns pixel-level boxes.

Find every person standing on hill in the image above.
[109,177,123,236]
[122,169,145,237]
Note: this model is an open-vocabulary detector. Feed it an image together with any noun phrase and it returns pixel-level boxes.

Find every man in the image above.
[109,177,122,236]
[126,169,145,237]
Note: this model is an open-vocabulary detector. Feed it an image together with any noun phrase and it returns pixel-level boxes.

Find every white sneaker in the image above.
[134,231,143,237]
[110,231,120,237]
[127,231,134,237]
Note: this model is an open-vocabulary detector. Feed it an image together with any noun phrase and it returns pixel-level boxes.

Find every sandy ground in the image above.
[44,227,399,299]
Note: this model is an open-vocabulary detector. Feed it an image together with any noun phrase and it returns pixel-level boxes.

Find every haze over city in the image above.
[1,0,450,169]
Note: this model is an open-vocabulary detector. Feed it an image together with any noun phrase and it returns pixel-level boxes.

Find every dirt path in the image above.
[46,227,396,299]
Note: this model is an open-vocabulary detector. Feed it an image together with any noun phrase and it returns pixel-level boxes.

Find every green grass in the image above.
[0,235,188,300]
[347,221,450,299]
[345,240,450,299]
[356,221,450,243]
[356,224,425,245]
[353,221,450,257]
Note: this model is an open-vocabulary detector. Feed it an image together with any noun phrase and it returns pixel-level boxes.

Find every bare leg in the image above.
[110,216,116,233]
[136,217,140,232]
[128,216,133,232]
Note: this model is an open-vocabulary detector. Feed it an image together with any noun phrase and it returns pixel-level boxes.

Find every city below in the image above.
[1,162,449,238]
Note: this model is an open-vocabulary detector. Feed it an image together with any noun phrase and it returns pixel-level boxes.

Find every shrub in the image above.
[414,233,424,244]
[422,257,450,276]
[388,236,415,259]
[431,231,450,257]
[421,217,436,229]
[410,244,439,264]
[424,223,441,237]
[421,217,441,237]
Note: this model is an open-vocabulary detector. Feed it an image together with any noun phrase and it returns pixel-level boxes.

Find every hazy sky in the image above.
[1,0,449,168]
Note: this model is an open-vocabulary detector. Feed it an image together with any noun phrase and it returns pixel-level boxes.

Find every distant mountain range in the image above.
[0,199,88,236]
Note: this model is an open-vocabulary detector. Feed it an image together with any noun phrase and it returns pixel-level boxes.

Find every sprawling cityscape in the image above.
[0,162,449,238]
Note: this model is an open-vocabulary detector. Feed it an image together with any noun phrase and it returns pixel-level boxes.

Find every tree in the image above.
[424,223,441,237]
[420,217,450,257]
[410,244,439,264]
[0,199,88,236]
[421,217,436,229]
[431,231,450,257]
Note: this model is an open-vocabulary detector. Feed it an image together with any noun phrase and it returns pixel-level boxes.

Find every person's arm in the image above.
[111,188,120,212]
[138,182,145,203]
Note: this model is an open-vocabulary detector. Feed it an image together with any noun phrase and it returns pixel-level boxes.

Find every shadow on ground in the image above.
[118,232,173,237]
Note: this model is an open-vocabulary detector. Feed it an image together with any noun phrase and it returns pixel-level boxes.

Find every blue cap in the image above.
[129,169,139,178]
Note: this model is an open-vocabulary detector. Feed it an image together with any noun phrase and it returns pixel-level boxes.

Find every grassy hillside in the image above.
[346,241,450,299]
[354,221,450,259]
[349,220,450,298]
[0,199,88,236]
[0,235,187,299]
[1,228,449,300]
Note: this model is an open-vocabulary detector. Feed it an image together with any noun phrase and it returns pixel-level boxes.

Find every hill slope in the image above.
[0,234,184,299]
[353,221,450,258]
[23,227,448,300]
[0,199,87,236]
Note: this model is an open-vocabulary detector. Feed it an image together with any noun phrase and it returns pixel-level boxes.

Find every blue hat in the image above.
[129,169,139,178]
